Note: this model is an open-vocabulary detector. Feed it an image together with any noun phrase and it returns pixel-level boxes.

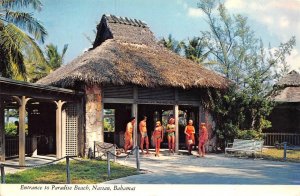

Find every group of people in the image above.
[124,116,208,157]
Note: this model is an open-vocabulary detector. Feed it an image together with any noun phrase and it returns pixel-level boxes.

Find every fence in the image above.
[0,156,75,184]
[106,146,140,177]
[93,141,117,160]
[5,137,33,158]
[263,133,300,146]
[0,145,141,184]
[93,142,140,177]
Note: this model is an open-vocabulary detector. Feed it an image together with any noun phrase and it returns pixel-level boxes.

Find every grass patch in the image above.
[6,159,138,184]
[262,148,300,162]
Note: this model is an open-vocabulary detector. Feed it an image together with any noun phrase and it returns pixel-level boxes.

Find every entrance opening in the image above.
[103,103,132,147]
[28,101,56,156]
[103,103,200,150]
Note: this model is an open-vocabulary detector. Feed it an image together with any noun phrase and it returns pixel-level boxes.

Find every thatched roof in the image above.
[273,70,300,102]
[37,14,229,89]
[276,70,300,87]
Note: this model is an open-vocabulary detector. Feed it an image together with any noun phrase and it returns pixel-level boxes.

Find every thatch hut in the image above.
[265,70,300,145]
[37,14,229,156]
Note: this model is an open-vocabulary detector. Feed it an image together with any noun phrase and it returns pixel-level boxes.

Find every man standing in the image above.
[139,116,149,154]
[124,117,135,154]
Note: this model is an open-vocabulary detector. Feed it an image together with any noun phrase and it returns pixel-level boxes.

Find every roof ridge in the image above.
[276,69,300,87]
[104,14,147,28]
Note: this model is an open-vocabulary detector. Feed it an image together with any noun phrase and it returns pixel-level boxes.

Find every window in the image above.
[103,109,115,132]
[161,110,187,127]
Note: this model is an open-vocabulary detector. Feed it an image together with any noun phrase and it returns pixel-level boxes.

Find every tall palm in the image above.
[182,37,211,64]
[159,34,183,54]
[0,0,47,79]
[45,43,68,70]
[27,43,68,82]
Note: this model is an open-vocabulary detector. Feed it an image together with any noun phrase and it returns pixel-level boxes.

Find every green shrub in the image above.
[237,129,263,140]
[5,122,28,136]
[5,122,17,136]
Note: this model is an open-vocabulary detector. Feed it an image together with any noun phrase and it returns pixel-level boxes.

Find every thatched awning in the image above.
[272,70,300,102]
[273,87,300,102]
[37,14,230,89]
[276,70,300,87]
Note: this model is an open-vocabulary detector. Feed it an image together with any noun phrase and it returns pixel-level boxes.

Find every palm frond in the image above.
[0,23,45,67]
[61,44,68,59]
[1,0,42,11]
[5,10,47,42]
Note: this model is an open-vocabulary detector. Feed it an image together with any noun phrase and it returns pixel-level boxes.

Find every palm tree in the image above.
[45,43,68,70]
[159,34,183,54]
[182,37,211,64]
[0,0,47,79]
[27,43,68,82]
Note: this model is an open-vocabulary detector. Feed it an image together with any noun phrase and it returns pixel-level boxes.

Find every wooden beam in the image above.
[174,104,179,153]
[132,104,138,147]
[0,97,5,162]
[55,100,65,158]
[1,85,80,102]
[61,108,66,157]
[102,98,134,104]
[103,98,201,106]
[199,106,203,123]
[18,96,30,166]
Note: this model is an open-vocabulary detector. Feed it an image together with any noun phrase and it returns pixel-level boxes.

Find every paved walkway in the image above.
[2,151,300,185]
[104,150,300,185]
[2,155,57,174]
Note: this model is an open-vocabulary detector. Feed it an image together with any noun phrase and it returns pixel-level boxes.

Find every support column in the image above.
[174,104,179,153]
[132,86,138,147]
[132,103,138,147]
[17,96,30,166]
[0,97,5,162]
[85,85,102,157]
[61,108,66,157]
[198,105,202,130]
[55,100,65,159]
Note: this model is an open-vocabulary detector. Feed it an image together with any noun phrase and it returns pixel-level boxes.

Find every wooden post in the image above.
[0,98,5,162]
[114,145,116,162]
[55,100,65,159]
[61,109,66,157]
[283,142,287,161]
[107,151,111,177]
[198,106,202,154]
[135,146,140,171]
[93,141,96,159]
[0,165,5,184]
[132,103,138,147]
[66,156,70,184]
[174,105,179,153]
[18,96,30,166]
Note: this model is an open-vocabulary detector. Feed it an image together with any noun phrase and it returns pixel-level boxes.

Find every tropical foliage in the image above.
[0,0,47,80]
[159,34,182,54]
[27,43,68,82]
[196,0,295,146]
[160,35,213,64]
[161,0,296,147]
[182,37,211,64]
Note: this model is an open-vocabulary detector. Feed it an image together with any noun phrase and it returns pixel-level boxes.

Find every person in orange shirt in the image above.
[198,123,208,157]
[152,121,164,157]
[184,119,195,155]
[124,117,135,154]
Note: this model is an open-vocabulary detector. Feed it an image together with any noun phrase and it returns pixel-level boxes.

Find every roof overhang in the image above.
[0,77,83,102]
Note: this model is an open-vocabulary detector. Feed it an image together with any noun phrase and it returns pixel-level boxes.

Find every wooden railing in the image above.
[5,137,33,158]
[0,156,75,184]
[263,133,300,146]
